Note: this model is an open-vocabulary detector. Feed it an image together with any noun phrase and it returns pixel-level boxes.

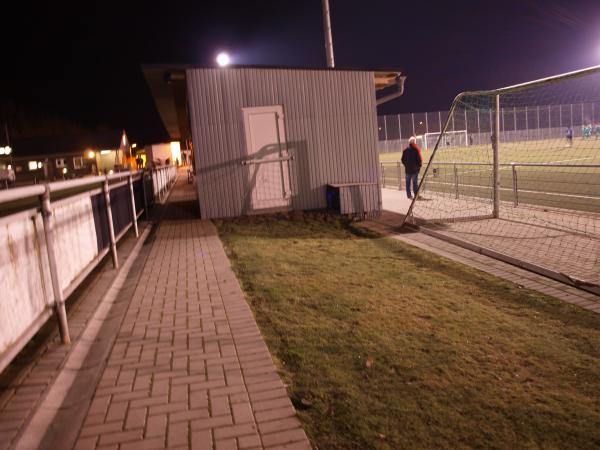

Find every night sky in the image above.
[2,0,599,143]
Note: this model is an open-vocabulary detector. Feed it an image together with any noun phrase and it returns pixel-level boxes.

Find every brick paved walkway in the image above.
[72,178,310,449]
[0,224,146,450]
[365,210,600,313]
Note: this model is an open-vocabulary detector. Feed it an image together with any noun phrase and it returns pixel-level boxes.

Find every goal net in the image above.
[403,66,600,295]
[424,130,468,150]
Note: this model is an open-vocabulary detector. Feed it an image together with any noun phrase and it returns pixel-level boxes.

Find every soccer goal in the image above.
[403,66,600,295]
[423,130,468,150]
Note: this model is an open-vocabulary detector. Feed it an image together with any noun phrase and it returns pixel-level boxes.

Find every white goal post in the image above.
[423,130,468,150]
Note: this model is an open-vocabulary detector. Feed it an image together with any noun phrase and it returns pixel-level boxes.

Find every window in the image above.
[73,156,83,169]
[28,161,40,171]
[55,158,65,168]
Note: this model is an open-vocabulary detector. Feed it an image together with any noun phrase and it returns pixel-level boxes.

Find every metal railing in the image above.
[0,167,177,373]
[381,161,600,209]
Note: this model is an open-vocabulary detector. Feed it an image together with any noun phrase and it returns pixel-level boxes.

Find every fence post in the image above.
[512,164,519,207]
[476,109,481,144]
[453,164,459,199]
[396,161,402,191]
[493,94,501,218]
[381,162,386,188]
[103,176,119,269]
[537,106,542,140]
[40,185,71,345]
[397,114,402,143]
[128,174,139,238]
[142,171,150,218]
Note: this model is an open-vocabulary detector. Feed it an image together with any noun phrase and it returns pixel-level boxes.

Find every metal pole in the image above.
[538,106,542,139]
[103,177,119,269]
[438,111,442,133]
[411,113,415,136]
[397,161,402,191]
[571,103,573,127]
[513,106,517,134]
[453,163,459,199]
[493,94,501,218]
[40,186,71,344]
[381,162,386,188]
[559,105,562,129]
[476,109,481,145]
[511,164,518,206]
[128,174,139,237]
[383,116,388,152]
[525,106,528,140]
[397,114,402,142]
[142,171,150,218]
[548,106,551,138]
[322,0,335,68]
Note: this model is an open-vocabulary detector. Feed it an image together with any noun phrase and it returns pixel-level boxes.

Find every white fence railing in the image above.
[0,167,177,373]
[152,165,177,201]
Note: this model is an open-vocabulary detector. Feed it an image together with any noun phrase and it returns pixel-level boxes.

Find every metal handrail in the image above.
[0,171,146,204]
[383,161,600,169]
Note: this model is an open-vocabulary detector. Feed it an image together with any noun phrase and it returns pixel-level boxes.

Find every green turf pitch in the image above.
[380,137,600,213]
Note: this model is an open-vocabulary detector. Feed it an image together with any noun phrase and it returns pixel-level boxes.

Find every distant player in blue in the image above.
[566,127,573,146]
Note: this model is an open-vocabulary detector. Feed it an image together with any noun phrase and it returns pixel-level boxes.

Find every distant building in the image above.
[0,130,131,185]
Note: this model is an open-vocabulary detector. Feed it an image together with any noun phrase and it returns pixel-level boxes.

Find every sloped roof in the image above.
[142,64,403,141]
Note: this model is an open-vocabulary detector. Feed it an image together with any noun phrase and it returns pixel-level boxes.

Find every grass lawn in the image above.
[217,216,600,450]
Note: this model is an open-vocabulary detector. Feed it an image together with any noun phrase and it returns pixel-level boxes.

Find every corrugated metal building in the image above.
[144,65,402,219]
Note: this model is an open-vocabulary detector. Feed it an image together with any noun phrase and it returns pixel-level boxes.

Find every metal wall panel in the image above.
[186,67,381,219]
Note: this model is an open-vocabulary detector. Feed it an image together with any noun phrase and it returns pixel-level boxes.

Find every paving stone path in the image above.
[73,177,310,450]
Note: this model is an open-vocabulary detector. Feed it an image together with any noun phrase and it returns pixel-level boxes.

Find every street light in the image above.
[216,52,230,67]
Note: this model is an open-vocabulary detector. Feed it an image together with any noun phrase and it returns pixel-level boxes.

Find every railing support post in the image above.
[453,163,459,199]
[40,186,71,345]
[142,171,150,219]
[493,94,501,218]
[396,161,402,191]
[512,164,519,207]
[381,163,386,188]
[103,176,119,269]
[128,174,139,237]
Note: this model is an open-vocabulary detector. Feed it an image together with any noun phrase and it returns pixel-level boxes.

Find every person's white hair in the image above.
[408,136,417,144]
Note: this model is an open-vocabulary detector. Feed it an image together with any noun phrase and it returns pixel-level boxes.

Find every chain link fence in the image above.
[378,102,600,153]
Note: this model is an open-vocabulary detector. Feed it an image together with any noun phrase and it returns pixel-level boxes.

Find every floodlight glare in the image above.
[216,52,230,67]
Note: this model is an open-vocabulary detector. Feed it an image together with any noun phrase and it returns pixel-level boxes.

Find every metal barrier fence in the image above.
[378,101,600,152]
[0,166,177,373]
[381,161,600,212]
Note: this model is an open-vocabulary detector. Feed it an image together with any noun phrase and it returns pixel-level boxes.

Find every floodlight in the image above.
[216,52,230,67]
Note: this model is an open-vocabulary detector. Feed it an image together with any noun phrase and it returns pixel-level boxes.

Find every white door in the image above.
[242,105,292,212]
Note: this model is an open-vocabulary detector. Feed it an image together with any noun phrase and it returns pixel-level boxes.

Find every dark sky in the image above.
[2,0,599,143]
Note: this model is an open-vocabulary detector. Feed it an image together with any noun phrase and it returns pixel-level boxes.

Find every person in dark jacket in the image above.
[401,136,423,199]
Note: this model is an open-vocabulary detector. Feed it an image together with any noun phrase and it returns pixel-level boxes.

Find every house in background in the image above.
[143,65,402,219]
[3,130,131,185]
[142,141,182,167]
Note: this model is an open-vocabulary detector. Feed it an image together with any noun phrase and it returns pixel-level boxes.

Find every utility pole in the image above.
[322,0,335,68]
